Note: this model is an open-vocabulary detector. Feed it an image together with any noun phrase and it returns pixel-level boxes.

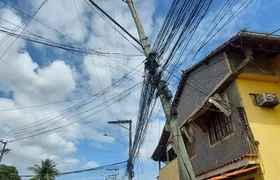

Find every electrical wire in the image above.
[0,0,47,60]
[20,161,127,178]
[8,82,142,142]
[0,95,91,112]
[74,0,118,128]
[0,24,143,75]
[130,1,255,178]
[84,0,144,53]
[3,61,144,137]
[5,74,142,138]
[0,0,144,57]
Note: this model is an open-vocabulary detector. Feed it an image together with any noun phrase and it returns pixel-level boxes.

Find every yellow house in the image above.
[152,31,280,180]
[236,73,280,180]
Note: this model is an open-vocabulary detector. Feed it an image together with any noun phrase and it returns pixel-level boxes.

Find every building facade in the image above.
[152,31,280,180]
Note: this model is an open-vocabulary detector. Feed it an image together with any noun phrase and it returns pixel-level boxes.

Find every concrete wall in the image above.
[236,74,280,180]
[189,81,251,175]
[159,158,180,180]
[176,52,251,175]
[177,52,230,125]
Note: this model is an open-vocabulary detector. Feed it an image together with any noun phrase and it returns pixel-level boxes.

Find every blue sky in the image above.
[0,0,279,179]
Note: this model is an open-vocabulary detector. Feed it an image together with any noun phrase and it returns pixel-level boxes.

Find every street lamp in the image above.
[103,133,128,149]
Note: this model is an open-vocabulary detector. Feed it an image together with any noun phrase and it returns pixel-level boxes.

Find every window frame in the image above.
[208,112,233,144]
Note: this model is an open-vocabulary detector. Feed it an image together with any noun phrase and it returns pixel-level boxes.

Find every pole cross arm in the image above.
[108,120,132,130]
[108,120,132,124]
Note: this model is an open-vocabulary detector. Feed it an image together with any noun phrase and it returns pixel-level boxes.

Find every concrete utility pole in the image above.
[107,167,119,180]
[125,0,195,179]
[0,140,10,163]
[107,120,133,180]
[107,173,119,180]
[126,0,150,57]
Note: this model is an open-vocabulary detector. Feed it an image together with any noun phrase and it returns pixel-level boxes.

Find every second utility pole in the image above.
[107,120,133,180]
[125,0,195,179]
[0,140,10,163]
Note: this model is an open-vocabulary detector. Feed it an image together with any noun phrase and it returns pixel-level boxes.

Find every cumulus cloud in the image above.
[82,161,100,169]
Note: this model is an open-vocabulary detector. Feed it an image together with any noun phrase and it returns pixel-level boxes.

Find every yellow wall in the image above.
[236,74,280,180]
[159,158,180,180]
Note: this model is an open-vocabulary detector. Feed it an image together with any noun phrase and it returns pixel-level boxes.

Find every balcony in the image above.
[158,158,180,180]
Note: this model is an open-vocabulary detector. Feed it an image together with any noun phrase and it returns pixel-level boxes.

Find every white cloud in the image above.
[43,133,77,154]
[57,158,80,171]
[27,0,91,43]
[82,161,100,169]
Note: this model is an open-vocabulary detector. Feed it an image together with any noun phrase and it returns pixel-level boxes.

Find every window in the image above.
[208,113,233,144]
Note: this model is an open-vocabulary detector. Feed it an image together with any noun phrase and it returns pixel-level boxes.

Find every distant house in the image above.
[151,31,280,180]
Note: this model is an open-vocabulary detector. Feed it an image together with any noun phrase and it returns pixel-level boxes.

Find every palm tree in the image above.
[28,159,59,180]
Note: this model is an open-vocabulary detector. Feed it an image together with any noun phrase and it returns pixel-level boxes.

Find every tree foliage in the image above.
[28,159,59,180]
[0,164,21,180]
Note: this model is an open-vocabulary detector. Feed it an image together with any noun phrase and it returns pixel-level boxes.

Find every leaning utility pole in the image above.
[107,120,133,180]
[125,0,195,179]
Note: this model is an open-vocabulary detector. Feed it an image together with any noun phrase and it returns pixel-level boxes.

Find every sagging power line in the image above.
[20,161,127,178]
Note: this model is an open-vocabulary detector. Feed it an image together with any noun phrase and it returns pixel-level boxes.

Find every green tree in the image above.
[0,164,21,180]
[28,159,59,180]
